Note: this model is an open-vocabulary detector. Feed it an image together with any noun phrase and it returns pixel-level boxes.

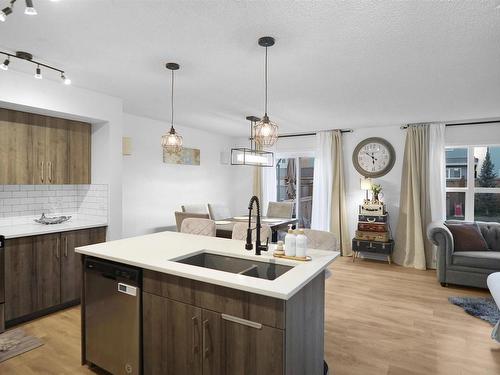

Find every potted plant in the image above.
[371,184,382,203]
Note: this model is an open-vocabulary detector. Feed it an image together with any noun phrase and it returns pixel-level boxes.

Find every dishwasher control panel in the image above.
[118,283,137,296]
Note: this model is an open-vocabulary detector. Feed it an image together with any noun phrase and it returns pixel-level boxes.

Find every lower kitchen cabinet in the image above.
[4,226,107,325]
[221,317,283,375]
[143,270,325,375]
[34,233,61,311]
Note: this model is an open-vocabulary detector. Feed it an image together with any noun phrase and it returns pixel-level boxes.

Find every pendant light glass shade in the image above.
[161,127,183,154]
[254,36,279,147]
[161,62,183,154]
[254,114,278,147]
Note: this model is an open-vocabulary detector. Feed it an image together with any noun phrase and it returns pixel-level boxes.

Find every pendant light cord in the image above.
[264,46,268,115]
[170,69,175,130]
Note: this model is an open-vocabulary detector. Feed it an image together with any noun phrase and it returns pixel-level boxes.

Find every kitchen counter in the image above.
[76,231,338,300]
[0,218,108,239]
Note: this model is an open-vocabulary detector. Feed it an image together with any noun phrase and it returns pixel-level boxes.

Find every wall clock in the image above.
[352,137,396,178]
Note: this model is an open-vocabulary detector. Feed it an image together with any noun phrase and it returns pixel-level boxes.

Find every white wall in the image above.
[122,113,240,237]
[0,70,123,239]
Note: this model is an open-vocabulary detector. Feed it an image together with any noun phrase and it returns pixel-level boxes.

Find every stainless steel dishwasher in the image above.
[84,257,141,375]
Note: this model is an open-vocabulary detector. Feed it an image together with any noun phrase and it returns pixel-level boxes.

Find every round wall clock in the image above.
[352,137,396,178]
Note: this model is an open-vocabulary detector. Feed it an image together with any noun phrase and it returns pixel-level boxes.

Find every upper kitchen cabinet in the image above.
[0,109,34,184]
[0,108,91,185]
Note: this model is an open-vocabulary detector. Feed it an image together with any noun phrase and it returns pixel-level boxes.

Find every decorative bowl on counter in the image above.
[34,213,72,225]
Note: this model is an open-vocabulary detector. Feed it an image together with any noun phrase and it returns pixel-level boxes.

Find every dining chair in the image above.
[174,211,210,232]
[180,218,216,237]
[267,201,294,219]
[231,222,272,243]
[303,229,338,278]
[181,204,210,215]
[207,203,232,221]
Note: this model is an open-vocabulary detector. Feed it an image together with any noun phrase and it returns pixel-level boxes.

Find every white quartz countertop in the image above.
[75,231,339,300]
[0,219,108,239]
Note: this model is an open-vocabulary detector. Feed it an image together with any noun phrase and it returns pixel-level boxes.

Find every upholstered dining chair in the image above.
[267,201,294,219]
[180,218,216,237]
[174,211,210,232]
[231,222,272,243]
[304,229,338,278]
[181,204,209,215]
[207,203,232,221]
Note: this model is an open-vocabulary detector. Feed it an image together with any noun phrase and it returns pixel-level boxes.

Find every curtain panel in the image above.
[394,123,445,270]
[311,130,351,255]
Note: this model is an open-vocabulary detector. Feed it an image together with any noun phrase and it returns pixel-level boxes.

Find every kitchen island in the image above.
[76,231,339,375]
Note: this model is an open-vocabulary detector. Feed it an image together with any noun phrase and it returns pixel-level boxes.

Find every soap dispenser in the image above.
[295,228,308,258]
[284,226,296,257]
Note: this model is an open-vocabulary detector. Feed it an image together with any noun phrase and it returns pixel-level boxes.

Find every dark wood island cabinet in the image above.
[142,269,325,375]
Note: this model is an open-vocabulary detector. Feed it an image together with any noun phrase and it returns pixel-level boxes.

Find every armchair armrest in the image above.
[427,221,454,251]
[427,221,454,284]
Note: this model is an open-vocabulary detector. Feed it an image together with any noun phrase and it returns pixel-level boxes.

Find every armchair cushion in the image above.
[452,251,500,269]
[444,222,489,252]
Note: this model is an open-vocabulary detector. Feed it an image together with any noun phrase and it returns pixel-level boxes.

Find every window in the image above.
[445,146,500,222]
[276,156,314,228]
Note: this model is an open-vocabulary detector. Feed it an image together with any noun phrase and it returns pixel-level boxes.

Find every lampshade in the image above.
[254,115,279,147]
[360,177,372,190]
[161,127,183,154]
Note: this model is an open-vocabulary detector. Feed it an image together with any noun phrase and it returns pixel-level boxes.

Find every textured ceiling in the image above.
[1,0,500,136]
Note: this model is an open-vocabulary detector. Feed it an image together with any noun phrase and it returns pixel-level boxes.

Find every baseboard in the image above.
[5,299,80,328]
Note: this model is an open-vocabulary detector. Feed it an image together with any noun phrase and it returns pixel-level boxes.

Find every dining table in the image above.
[215,216,298,243]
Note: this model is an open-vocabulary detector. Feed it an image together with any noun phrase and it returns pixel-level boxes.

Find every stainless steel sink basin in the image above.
[174,252,293,281]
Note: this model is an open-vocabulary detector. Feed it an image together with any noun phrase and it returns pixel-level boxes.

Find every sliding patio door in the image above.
[276,156,314,228]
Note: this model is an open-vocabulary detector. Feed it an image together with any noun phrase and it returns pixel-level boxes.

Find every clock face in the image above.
[352,137,395,178]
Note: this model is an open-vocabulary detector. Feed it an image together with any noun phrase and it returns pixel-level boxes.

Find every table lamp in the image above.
[360,177,372,202]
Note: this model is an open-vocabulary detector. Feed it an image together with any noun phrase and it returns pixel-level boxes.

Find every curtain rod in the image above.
[400,120,500,130]
[277,129,353,139]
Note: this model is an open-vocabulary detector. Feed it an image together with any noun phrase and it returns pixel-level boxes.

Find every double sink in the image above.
[175,251,293,281]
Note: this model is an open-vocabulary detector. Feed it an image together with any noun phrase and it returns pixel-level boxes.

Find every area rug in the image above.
[449,296,500,325]
[0,328,43,363]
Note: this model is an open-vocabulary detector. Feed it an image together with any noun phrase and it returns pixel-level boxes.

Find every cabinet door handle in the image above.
[40,161,44,183]
[55,237,60,259]
[202,319,209,358]
[48,161,52,183]
[64,236,68,257]
[221,314,262,329]
[192,316,199,354]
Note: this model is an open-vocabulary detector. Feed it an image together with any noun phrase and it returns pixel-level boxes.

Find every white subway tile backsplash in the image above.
[0,184,108,222]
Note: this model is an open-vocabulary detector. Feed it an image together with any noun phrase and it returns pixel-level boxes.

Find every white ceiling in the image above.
[1,0,500,136]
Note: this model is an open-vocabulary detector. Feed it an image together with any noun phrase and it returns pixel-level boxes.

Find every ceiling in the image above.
[1,0,500,136]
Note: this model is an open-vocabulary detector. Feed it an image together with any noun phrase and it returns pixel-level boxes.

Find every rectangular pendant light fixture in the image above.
[230,148,274,167]
[230,115,275,167]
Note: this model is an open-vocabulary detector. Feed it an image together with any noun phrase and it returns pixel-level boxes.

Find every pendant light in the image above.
[254,36,279,147]
[231,116,274,167]
[161,62,183,154]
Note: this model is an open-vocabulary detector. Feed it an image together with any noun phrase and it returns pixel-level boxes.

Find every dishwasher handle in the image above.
[85,257,141,285]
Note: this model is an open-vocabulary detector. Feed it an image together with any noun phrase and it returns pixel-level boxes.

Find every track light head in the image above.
[25,0,37,16]
[0,7,13,22]
[0,57,10,71]
[61,73,71,85]
[34,65,42,79]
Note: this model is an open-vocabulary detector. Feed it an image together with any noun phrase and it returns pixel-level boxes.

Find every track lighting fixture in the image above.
[24,0,36,15]
[0,50,71,85]
[34,64,42,79]
[0,0,52,22]
[0,5,13,22]
[0,56,9,70]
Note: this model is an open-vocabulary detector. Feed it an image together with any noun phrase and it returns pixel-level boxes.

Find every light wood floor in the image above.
[1,256,499,375]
